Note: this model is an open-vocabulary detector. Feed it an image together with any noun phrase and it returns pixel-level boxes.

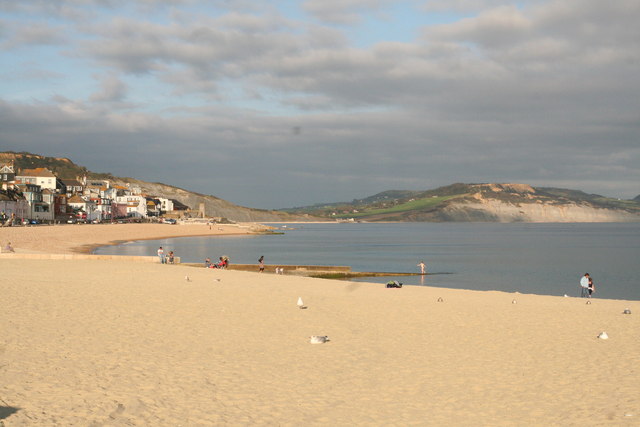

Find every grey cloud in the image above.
[89,74,128,102]
[302,0,393,25]
[1,22,67,49]
[2,0,639,207]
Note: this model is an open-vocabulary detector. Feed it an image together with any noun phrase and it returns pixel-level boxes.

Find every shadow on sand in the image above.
[0,406,20,420]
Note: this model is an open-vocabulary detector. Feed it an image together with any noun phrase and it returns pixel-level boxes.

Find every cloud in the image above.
[89,74,128,102]
[303,0,391,25]
[1,21,67,49]
[1,0,639,207]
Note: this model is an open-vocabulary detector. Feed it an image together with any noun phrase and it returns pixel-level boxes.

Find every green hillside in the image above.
[1,151,114,180]
[283,183,640,221]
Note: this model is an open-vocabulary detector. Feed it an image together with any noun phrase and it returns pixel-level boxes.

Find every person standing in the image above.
[417,261,426,275]
[580,273,590,297]
[258,255,265,273]
[158,246,165,264]
[588,276,595,298]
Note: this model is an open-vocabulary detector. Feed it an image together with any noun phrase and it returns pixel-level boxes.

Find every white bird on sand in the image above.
[597,332,609,340]
[297,297,306,309]
[310,335,329,344]
[586,300,592,305]
[185,275,191,282]
[623,308,631,314]
[563,294,569,297]
[512,299,517,304]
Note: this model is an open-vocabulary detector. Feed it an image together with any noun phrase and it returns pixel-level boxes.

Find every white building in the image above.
[15,168,58,192]
[158,198,174,213]
[115,194,147,218]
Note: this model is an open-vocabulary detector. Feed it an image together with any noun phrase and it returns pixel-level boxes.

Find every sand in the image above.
[1,225,639,425]
[0,222,264,254]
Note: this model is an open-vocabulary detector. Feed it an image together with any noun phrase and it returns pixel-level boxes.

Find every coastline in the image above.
[0,222,269,255]
[1,224,639,424]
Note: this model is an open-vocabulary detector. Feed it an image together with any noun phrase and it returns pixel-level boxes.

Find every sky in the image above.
[0,0,638,209]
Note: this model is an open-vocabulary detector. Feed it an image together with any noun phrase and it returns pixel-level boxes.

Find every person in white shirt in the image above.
[580,273,590,297]
[157,246,165,264]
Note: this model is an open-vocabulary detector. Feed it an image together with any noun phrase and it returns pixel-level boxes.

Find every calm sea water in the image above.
[94,222,640,300]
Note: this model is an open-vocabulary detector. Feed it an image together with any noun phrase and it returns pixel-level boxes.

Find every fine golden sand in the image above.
[1,224,639,425]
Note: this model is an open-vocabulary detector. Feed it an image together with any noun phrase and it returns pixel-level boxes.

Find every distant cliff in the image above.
[109,177,316,222]
[286,183,640,223]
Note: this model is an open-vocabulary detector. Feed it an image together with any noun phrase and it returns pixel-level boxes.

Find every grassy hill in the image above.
[0,151,114,180]
[283,183,640,222]
[0,151,318,222]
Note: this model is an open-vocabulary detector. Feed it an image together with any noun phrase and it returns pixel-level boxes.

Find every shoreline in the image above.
[0,222,268,255]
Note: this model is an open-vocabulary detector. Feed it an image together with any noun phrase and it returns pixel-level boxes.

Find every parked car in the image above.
[66,217,77,224]
[163,218,177,224]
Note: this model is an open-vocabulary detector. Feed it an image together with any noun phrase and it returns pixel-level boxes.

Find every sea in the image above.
[93,222,640,301]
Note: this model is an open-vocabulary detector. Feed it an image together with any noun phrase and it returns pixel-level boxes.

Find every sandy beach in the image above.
[0,222,265,254]
[1,225,639,425]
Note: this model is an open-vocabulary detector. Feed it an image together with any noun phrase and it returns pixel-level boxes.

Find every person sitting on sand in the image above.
[4,242,15,252]
[215,256,228,269]
[205,258,211,268]
[168,251,175,264]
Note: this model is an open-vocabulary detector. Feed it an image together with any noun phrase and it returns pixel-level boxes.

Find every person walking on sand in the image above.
[580,273,590,297]
[158,246,166,264]
[417,261,426,275]
[588,276,595,298]
[258,255,265,273]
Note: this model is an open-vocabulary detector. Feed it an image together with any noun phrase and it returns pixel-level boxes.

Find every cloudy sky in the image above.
[1,0,638,208]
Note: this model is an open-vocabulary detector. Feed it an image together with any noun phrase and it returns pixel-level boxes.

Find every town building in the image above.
[15,168,58,192]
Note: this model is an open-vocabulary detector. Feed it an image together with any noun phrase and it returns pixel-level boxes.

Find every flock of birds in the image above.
[183,274,632,344]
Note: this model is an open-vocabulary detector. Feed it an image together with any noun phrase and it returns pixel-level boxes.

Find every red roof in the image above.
[18,168,57,178]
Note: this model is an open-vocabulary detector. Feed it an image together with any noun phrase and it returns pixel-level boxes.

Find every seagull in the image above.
[597,332,609,340]
[563,294,569,297]
[623,308,631,314]
[310,335,329,344]
[586,300,592,305]
[297,297,306,309]
[437,297,444,302]
[185,275,191,282]
[512,299,517,304]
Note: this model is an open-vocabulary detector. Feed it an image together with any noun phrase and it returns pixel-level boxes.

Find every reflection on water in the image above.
[94,222,640,300]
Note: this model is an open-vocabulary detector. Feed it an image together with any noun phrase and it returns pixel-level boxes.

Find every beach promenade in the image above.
[1,224,639,425]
